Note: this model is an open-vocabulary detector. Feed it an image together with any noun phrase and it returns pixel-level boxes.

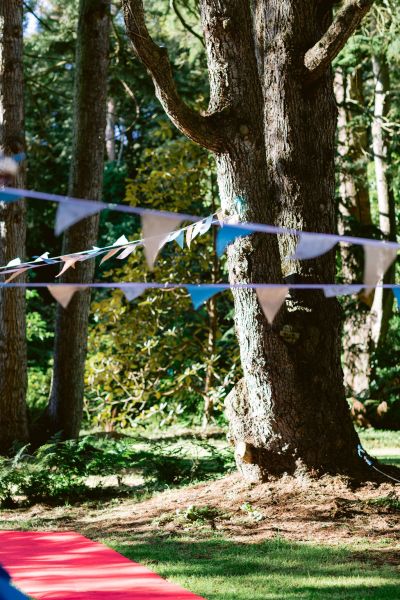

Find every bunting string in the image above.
[1,184,400,250]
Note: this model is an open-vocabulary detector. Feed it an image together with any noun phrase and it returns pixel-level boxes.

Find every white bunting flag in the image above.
[116,245,137,260]
[363,244,398,288]
[291,233,337,260]
[256,286,289,324]
[7,258,21,267]
[33,252,50,263]
[100,236,129,265]
[120,285,146,302]
[48,285,84,308]
[191,215,214,241]
[186,224,195,249]
[142,214,183,269]
[55,200,103,236]
[323,285,363,298]
[0,157,19,176]
[5,267,29,283]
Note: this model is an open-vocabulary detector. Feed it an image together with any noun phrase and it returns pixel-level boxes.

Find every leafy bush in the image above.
[0,435,234,507]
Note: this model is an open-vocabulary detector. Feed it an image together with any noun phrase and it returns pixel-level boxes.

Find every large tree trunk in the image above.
[48,0,110,439]
[369,52,396,348]
[124,0,375,480]
[0,0,28,452]
[334,68,372,397]
[200,0,360,480]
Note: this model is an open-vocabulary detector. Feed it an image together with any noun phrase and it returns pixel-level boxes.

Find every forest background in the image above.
[11,0,400,437]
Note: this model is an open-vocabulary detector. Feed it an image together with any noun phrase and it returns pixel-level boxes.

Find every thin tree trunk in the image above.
[48,0,110,439]
[334,67,372,397]
[369,52,396,347]
[0,0,28,453]
[203,172,219,427]
[106,97,116,161]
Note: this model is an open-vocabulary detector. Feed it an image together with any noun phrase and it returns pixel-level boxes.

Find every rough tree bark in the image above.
[47,0,110,439]
[0,0,28,453]
[334,67,372,397]
[123,0,376,479]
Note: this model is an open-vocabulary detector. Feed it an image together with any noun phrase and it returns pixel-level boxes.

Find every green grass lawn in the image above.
[2,427,399,600]
[106,535,399,600]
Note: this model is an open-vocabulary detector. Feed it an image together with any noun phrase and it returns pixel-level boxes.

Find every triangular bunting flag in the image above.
[394,288,400,309]
[186,285,224,310]
[142,213,183,269]
[191,215,214,241]
[55,200,103,236]
[186,225,194,249]
[216,210,225,227]
[0,189,21,202]
[256,286,289,324]
[5,268,29,283]
[0,157,19,176]
[167,229,185,249]
[119,284,146,302]
[323,285,363,298]
[47,285,83,309]
[116,245,137,260]
[363,244,398,288]
[216,225,253,257]
[100,236,129,265]
[291,233,337,260]
[7,258,21,267]
[56,256,83,278]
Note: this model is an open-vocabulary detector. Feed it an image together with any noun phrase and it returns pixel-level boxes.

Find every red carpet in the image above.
[0,531,205,599]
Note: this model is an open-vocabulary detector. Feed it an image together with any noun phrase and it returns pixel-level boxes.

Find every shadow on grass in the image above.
[108,536,399,600]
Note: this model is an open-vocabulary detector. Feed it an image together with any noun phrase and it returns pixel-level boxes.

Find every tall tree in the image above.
[123,0,376,479]
[369,47,396,347]
[335,67,373,396]
[47,0,110,439]
[0,0,29,452]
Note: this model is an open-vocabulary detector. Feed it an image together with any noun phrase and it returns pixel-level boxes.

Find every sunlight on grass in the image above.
[107,536,399,600]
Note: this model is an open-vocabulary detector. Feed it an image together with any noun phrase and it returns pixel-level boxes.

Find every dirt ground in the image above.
[1,473,399,565]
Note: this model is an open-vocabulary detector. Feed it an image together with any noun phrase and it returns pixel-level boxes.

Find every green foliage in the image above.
[0,434,234,507]
[85,132,240,430]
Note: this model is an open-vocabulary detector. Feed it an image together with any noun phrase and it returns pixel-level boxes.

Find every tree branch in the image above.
[122,0,226,153]
[304,0,374,82]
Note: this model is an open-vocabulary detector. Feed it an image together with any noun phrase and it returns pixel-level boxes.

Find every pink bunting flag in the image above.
[363,244,398,288]
[256,286,289,324]
[5,267,29,283]
[47,285,85,308]
[100,236,129,265]
[56,256,83,278]
[142,214,183,269]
